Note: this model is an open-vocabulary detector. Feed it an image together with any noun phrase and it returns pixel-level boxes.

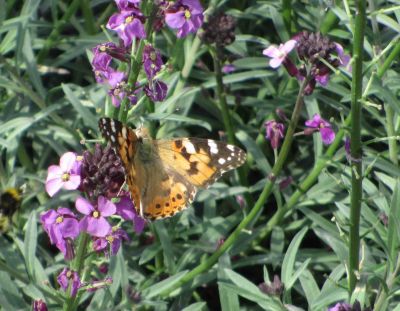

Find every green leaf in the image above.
[299,270,320,306]
[281,227,308,289]
[387,180,400,266]
[181,302,207,311]
[146,113,212,132]
[62,84,97,130]
[154,221,176,274]
[218,254,240,311]
[24,211,37,281]
[141,270,188,299]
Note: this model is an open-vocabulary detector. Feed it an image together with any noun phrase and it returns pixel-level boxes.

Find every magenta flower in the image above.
[107,7,146,47]
[93,227,129,256]
[144,79,168,102]
[222,64,236,74]
[115,0,141,10]
[327,302,352,311]
[57,268,81,297]
[107,71,137,107]
[116,195,145,233]
[143,45,163,79]
[32,299,48,311]
[40,208,79,258]
[45,152,82,197]
[265,120,285,149]
[305,114,335,145]
[263,40,296,68]
[76,196,116,237]
[165,0,204,38]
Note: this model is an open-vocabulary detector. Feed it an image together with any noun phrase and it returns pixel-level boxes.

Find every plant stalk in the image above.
[348,0,366,295]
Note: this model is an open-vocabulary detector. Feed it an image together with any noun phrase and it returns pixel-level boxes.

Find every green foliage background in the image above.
[1,0,400,310]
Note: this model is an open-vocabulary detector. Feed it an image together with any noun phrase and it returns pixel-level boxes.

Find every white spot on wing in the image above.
[110,135,116,142]
[110,119,116,133]
[227,156,232,161]
[227,145,235,151]
[185,141,196,154]
[208,139,219,154]
[122,127,127,139]
[218,158,226,164]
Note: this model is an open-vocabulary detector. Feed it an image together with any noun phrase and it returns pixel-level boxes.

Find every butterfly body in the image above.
[99,118,246,220]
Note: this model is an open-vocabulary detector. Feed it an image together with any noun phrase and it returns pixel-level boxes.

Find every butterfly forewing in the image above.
[156,138,246,188]
[98,118,142,215]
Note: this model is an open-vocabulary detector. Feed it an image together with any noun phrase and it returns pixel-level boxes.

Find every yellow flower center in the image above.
[76,155,83,162]
[106,235,114,243]
[92,211,100,218]
[66,270,72,278]
[125,15,134,24]
[99,45,107,52]
[150,51,157,61]
[56,216,63,224]
[61,173,70,182]
[184,10,191,19]
[320,122,325,129]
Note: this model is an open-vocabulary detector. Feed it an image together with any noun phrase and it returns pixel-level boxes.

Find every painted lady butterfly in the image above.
[99,118,246,220]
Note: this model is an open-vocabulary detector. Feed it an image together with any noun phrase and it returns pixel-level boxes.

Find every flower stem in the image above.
[348,0,366,295]
[63,233,90,311]
[160,75,311,297]
[211,47,254,207]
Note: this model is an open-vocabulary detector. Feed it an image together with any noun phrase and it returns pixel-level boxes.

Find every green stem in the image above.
[348,0,366,295]
[81,0,96,35]
[160,75,311,297]
[64,233,90,311]
[211,47,254,207]
[37,0,81,63]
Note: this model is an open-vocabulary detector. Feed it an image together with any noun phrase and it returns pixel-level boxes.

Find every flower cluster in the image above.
[90,0,204,107]
[263,31,350,95]
[42,146,145,296]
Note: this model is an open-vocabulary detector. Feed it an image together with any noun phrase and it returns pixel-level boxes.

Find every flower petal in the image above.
[263,46,280,58]
[59,218,80,239]
[46,165,63,181]
[63,175,81,190]
[45,178,64,197]
[59,152,77,172]
[165,11,186,29]
[282,40,297,54]
[320,128,335,145]
[75,197,94,215]
[98,196,116,217]
[86,217,111,237]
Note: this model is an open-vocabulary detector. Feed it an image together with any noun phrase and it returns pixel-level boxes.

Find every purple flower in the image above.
[93,227,129,256]
[107,7,146,47]
[345,137,351,159]
[107,71,137,107]
[115,0,141,10]
[45,152,82,197]
[32,299,48,311]
[334,43,351,69]
[40,208,79,258]
[222,64,236,74]
[143,45,163,79]
[305,114,335,145]
[165,0,204,38]
[116,195,145,233]
[263,40,297,68]
[57,268,81,297]
[91,42,129,84]
[144,79,168,101]
[76,196,116,237]
[265,120,285,149]
[327,302,352,311]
